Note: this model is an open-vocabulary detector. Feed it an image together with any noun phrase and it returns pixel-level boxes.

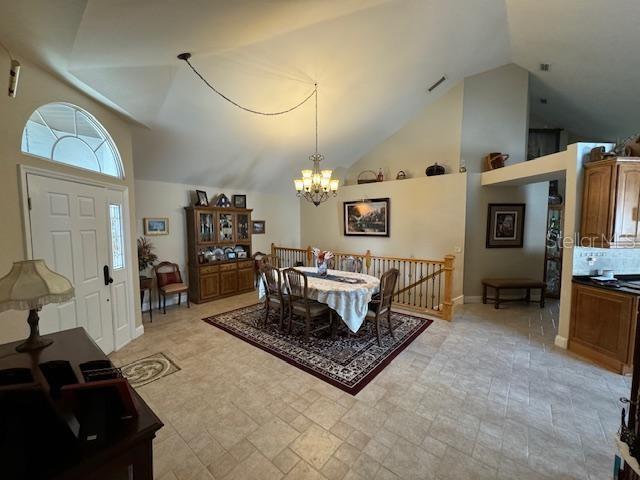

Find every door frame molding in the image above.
[18,165,142,349]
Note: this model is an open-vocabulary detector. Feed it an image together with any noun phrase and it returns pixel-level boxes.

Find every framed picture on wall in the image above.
[343,198,390,236]
[144,217,169,236]
[252,220,266,234]
[486,203,525,248]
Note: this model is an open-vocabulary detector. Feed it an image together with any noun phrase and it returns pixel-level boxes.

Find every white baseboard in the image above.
[134,324,145,339]
[554,335,568,349]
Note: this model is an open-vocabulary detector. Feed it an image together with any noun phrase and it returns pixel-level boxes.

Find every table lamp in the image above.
[0,260,74,352]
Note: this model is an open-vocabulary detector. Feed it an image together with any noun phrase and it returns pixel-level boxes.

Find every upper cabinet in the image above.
[581,158,640,248]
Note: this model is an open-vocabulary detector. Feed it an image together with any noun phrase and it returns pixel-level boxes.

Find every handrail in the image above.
[270,244,454,321]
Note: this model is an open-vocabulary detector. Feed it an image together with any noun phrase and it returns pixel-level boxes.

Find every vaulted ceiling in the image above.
[1,0,639,190]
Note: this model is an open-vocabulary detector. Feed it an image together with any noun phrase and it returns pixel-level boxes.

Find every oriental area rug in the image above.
[203,303,433,395]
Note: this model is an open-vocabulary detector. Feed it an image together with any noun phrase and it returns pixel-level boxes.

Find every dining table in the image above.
[258,266,380,333]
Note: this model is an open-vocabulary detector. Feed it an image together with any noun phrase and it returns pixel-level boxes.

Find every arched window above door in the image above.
[21,103,124,179]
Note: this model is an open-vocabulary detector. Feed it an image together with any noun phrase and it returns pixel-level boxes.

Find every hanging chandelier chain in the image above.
[315,84,318,154]
[179,53,317,116]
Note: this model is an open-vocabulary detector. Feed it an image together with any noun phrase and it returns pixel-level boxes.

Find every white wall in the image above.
[460,63,549,298]
[0,57,140,345]
[460,64,530,172]
[344,82,464,183]
[299,174,467,300]
[134,180,300,305]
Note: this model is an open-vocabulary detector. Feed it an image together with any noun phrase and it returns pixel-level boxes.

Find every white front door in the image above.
[26,173,133,353]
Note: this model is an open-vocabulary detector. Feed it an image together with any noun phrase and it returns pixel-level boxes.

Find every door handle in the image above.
[103,265,114,286]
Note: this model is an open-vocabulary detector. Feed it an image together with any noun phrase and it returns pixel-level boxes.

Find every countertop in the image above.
[573,274,640,295]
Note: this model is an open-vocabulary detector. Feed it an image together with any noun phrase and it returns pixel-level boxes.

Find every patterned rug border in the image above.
[202,303,433,395]
[121,351,181,388]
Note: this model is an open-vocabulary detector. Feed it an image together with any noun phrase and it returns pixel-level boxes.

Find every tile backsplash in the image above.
[573,247,640,275]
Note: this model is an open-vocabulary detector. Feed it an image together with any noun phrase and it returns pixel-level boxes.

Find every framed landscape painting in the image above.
[486,203,525,248]
[344,198,390,236]
[144,217,169,235]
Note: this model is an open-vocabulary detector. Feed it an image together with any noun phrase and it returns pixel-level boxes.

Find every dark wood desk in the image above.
[0,328,163,480]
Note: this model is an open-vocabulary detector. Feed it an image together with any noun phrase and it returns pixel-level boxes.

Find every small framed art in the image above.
[143,217,169,236]
[486,203,525,248]
[252,220,266,235]
[232,195,247,208]
[195,190,208,206]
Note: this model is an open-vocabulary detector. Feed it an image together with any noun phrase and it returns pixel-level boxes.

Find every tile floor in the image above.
[110,292,629,480]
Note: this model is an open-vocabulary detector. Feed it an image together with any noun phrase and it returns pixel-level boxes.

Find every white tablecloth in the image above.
[258,267,380,332]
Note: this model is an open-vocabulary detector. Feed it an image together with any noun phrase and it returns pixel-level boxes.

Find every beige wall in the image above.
[299,174,467,300]
[134,180,300,307]
[460,63,548,298]
[0,57,140,344]
[344,82,463,184]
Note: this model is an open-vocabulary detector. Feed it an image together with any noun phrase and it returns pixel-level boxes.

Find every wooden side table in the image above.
[140,276,153,322]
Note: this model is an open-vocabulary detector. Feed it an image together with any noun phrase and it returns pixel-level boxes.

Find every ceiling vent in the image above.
[540,98,548,104]
[540,63,550,71]
[427,75,447,93]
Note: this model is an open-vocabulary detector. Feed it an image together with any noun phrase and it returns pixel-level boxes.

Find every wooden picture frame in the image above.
[143,217,169,236]
[232,195,247,208]
[486,203,525,248]
[343,198,390,237]
[252,220,266,235]
[195,190,208,206]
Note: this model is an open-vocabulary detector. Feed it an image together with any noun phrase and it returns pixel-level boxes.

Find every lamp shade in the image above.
[0,260,74,312]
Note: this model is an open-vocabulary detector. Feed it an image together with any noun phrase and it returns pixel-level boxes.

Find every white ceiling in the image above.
[1,0,639,190]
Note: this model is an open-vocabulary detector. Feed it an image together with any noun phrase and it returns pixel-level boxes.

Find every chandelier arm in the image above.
[179,54,317,116]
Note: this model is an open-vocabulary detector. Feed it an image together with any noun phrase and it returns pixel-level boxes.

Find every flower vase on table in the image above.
[312,248,334,277]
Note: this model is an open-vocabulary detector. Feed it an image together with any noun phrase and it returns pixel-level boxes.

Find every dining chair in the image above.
[260,264,288,330]
[155,261,190,314]
[283,268,333,340]
[341,256,362,273]
[366,268,399,346]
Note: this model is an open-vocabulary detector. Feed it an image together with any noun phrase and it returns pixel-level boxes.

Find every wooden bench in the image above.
[481,278,546,309]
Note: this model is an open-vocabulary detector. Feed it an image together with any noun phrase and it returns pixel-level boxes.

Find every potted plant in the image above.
[137,237,158,278]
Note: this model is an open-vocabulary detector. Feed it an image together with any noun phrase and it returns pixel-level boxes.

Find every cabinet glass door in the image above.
[219,213,234,242]
[236,213,249,242]
[198,212,214,243]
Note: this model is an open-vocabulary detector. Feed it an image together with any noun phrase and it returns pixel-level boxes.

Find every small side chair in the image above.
[155,261,189,314]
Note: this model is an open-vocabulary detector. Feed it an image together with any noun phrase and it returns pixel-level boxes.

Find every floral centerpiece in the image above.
[137,237,158,275]
[312,248,334,276]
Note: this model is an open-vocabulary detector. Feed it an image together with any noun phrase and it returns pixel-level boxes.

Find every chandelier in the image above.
[294,85,338,206]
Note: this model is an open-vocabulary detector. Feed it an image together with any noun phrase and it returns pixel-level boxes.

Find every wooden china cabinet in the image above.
[185,206,254,303]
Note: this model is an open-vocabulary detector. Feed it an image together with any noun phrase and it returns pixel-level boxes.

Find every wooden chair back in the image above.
[155,262,183,288]
[260,264,282,297]
[377,268,399,313]
[283,268,309,303]
[341,256,362,273]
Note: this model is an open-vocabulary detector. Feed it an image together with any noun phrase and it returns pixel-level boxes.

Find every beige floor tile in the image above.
[113,295,624,480]
[321,456,350,480]
[290,424,343,470]
[283,461,327,480]
[305,396,349,430]
[222,450,283,480]
[273,448,301,474]
[247,417,301,459]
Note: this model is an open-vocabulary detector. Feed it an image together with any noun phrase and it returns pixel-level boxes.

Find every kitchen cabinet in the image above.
[570,281,637,374]
[580,158,640,248]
